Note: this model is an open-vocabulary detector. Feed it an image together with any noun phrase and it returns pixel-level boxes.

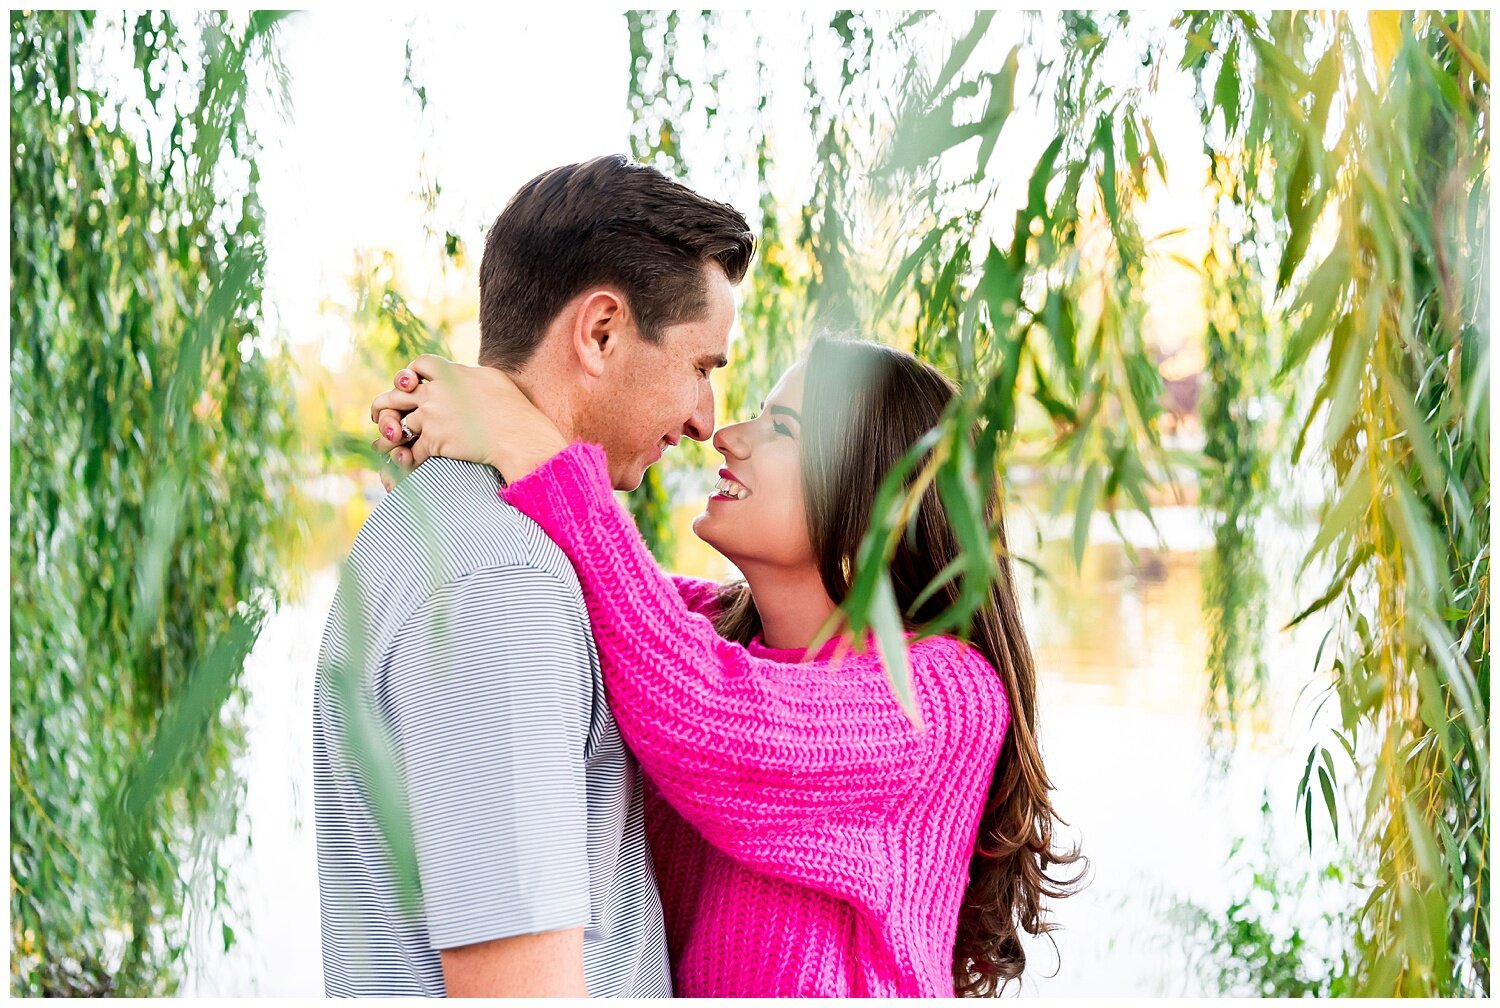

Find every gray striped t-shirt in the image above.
[313,457,670,996]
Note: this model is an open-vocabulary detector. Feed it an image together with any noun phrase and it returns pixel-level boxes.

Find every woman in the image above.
[370,338,1083,997]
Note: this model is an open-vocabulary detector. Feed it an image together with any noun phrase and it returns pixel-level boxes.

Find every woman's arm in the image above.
[502,442,932,861]
[667,575,725,618]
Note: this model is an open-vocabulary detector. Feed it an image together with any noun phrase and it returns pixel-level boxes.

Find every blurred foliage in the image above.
[623,9,689,559]
[626,8,1489,996]
[1194,11,1488,995]
[1172,799,1357,996]
[1194,45,1278,739]
[10,10,301,995]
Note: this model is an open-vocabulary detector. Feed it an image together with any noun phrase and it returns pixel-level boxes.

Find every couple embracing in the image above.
[314,154,1083,998]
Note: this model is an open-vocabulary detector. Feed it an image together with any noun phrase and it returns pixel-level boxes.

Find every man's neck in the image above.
[504,361,583,445]
[737,559,841,652]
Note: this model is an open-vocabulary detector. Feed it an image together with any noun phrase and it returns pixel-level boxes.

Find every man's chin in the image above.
[611,464,647,493]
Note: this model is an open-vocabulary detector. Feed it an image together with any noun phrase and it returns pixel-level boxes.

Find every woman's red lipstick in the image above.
[712,468,749,501]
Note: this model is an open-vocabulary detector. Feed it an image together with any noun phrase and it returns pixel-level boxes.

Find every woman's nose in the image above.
[713,420,749,460]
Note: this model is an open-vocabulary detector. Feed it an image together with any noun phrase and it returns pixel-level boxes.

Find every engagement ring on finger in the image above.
[400,419,416,442]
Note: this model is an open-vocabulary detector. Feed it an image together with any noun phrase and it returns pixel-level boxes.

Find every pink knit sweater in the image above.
[502,443,1011,997]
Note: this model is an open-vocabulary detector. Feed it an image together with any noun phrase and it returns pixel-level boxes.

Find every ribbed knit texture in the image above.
[502,443,1011,997]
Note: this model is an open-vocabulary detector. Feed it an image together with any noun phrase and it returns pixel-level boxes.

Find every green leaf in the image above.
[1140,117,1168,183]
[1026,133,1067,219]
[1094,114,1119,228]
[1398,882,1434,965]
[1072,460,1103,569]
[1277,246,1348,380]
[871,571,922,726]
[1121,112,1143,189]
[1383,360,1471,535]
[1275,137,1318,292]
[1284,542,1372,629]
[909,555,967,615]
[1304,783,1315,850]
[1299,450,1372,570]
[1318,293,1376,453]
[974,47,1020,174]
[927,10,994,101]
[1029,357,1076,423]
[1317,760,1339,840]
[880,221,953,312]
[978,239,1020,330]
[1307,45,1341,134]
[1213,37,1241,133]
[1042,288,1079,391]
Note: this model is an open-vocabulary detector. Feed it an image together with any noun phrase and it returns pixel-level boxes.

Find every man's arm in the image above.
[383,563,597,996]
[441,928,585,997]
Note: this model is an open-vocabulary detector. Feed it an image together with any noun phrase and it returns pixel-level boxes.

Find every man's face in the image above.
[578,264,736,491]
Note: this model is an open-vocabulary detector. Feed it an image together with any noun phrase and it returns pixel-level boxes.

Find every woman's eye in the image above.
[771,420,794,439]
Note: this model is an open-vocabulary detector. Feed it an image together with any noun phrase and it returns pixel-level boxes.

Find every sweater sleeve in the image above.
[501,443,929,863]
[668,575,725,618]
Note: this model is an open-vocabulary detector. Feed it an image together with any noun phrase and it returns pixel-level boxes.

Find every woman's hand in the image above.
[369,354,568,487]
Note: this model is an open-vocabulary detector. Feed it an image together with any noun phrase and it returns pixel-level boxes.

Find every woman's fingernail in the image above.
[384,426,396,440]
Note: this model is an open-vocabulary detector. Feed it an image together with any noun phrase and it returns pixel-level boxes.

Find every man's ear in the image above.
[571,289,629,379]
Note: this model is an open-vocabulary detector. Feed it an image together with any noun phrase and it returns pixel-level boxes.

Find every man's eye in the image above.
[697,367,709,379]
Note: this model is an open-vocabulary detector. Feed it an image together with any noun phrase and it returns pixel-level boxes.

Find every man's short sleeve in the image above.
[382,563,595,951]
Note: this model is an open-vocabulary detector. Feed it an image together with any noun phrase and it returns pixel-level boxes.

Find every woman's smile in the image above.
[711,467,750,501]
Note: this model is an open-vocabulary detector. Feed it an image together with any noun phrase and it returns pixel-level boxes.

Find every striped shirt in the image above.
[313,457,671,997]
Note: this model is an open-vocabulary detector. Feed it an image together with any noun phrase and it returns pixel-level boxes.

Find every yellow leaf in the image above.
[1368,11,1403,84]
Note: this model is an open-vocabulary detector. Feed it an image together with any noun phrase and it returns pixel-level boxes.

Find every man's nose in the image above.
[683,383,715,443]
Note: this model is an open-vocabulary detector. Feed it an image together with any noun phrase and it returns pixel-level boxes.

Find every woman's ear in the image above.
[572,288,628,379]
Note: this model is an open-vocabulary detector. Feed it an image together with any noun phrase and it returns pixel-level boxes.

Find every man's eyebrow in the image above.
[702,354,728,369]
[769,405,802,422]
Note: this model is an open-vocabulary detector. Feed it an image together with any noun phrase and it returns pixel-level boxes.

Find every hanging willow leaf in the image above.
[1275,137,1320,292]
[1317,763,1339,841]
[974,47,1020,174]
[927,9,994,102]
[1071,460,1102,570]
[870,571,920,726]
[879,219,954,313]
[1094,113,1120,230]
[1277,245,1349,380]
[1026,132,1067,220]
[1213,37,1241,133]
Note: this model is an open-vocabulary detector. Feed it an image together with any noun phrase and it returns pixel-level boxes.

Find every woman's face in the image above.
[691,364,816,571]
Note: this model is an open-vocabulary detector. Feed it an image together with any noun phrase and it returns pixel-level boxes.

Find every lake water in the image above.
[183,502,1334,996]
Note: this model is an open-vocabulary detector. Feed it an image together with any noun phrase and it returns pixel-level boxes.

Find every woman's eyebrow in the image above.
[769,405,802,422]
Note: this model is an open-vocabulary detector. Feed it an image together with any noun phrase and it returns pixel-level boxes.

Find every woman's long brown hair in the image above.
[714,338,1086,995]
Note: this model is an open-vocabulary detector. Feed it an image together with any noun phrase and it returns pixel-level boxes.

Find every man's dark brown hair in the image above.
[477,154,755,370]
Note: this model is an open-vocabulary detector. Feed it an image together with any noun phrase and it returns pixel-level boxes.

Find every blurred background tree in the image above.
[10,10,301,994]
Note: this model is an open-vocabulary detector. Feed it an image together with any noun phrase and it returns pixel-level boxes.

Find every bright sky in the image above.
[257,10,1215,376]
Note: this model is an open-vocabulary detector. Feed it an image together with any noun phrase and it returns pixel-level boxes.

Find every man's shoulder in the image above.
[336,458,584,629]
[356,458,573,579]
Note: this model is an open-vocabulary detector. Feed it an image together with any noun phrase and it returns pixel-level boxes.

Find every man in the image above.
[314,155,754,996]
